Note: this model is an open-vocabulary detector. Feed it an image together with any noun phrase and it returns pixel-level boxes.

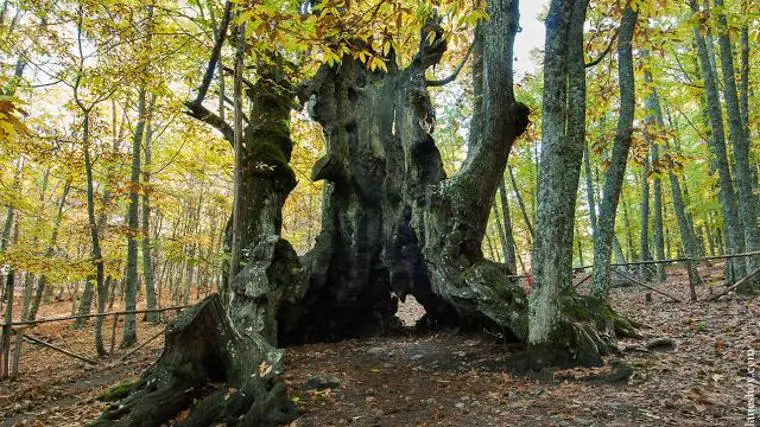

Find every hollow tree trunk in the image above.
[283,5,532,347]
[113,11,645,427]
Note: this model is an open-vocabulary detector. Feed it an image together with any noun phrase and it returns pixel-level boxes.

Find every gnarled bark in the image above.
[92,295,297,427]
[282,5,531,346]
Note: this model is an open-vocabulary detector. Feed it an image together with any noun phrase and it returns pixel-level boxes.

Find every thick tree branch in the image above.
[213,90,250,123]
[584,29,618,68]
[425,42,474,87]
[192,0,232,106]
[222,65,256,90]
[184,100,234,143]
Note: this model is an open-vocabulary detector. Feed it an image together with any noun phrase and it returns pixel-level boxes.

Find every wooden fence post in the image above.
[110,313,119,356]
[685,258,698,301]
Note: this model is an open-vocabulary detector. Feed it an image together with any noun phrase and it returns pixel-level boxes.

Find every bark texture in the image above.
[712,0,758,282]
[121,86,148,347]
[92,295,297,426]
[223,58,304,344]
[641,61,667,282]
[527,0,638,368]
[690,0,746,280]
[283,5,531,345]
[590,3,638,298]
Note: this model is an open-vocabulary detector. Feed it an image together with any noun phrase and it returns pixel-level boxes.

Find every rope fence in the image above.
[506,250,760,278]
[0,304,195,380]
[506,250,760,301]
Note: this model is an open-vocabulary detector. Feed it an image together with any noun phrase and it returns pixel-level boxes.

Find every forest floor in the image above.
[0,262,757,426]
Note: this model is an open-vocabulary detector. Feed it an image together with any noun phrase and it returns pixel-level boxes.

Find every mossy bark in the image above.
[528,293,639,368]
[280,7,531,345]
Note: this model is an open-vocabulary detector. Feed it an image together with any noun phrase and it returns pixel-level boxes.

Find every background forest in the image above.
[0,0,758,424]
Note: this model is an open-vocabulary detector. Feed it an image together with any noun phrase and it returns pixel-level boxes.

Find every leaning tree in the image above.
[95,0,638,424]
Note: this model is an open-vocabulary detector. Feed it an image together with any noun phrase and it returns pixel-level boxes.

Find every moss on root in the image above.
[518,292,641,370]
[460,260,528,340]
[98,380,137,402]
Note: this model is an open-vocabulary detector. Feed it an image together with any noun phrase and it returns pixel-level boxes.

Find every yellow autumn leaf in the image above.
[258,360,273,377]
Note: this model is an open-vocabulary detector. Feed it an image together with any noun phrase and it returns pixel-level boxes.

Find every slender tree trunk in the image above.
[508,165,534,243]
[121,85,148,348]
[583,142,598,236]
[28,180,71,321]
[0,160,21,310]
[639,150,651,281]
[690,0,746,280]
[651,143,666,281]
[493,205,508,264]
[666,152,703,289]
[738,0,749,129]
[641,53,673,282]
[613,236,626,264]
[17,169,52,322]
[11,271,34,377]
[712,0,758,280]
[1,225,16,380]
[0,0,9,26]
[226,21,245,301]
[622,196,637,262]
[706,219,716,257]
[184,189,203,304]
[486,228,499,262]
[575,224,584,267]
[78,110,109,356]
[142,117,158,322]
[74,278,95,327]
[497,179,517,273]
[590,3,639,298]
[679,175,703,257]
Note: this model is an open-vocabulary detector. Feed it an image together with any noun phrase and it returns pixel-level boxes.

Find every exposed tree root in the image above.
[91,294,297,427]
[511,293,642,370]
